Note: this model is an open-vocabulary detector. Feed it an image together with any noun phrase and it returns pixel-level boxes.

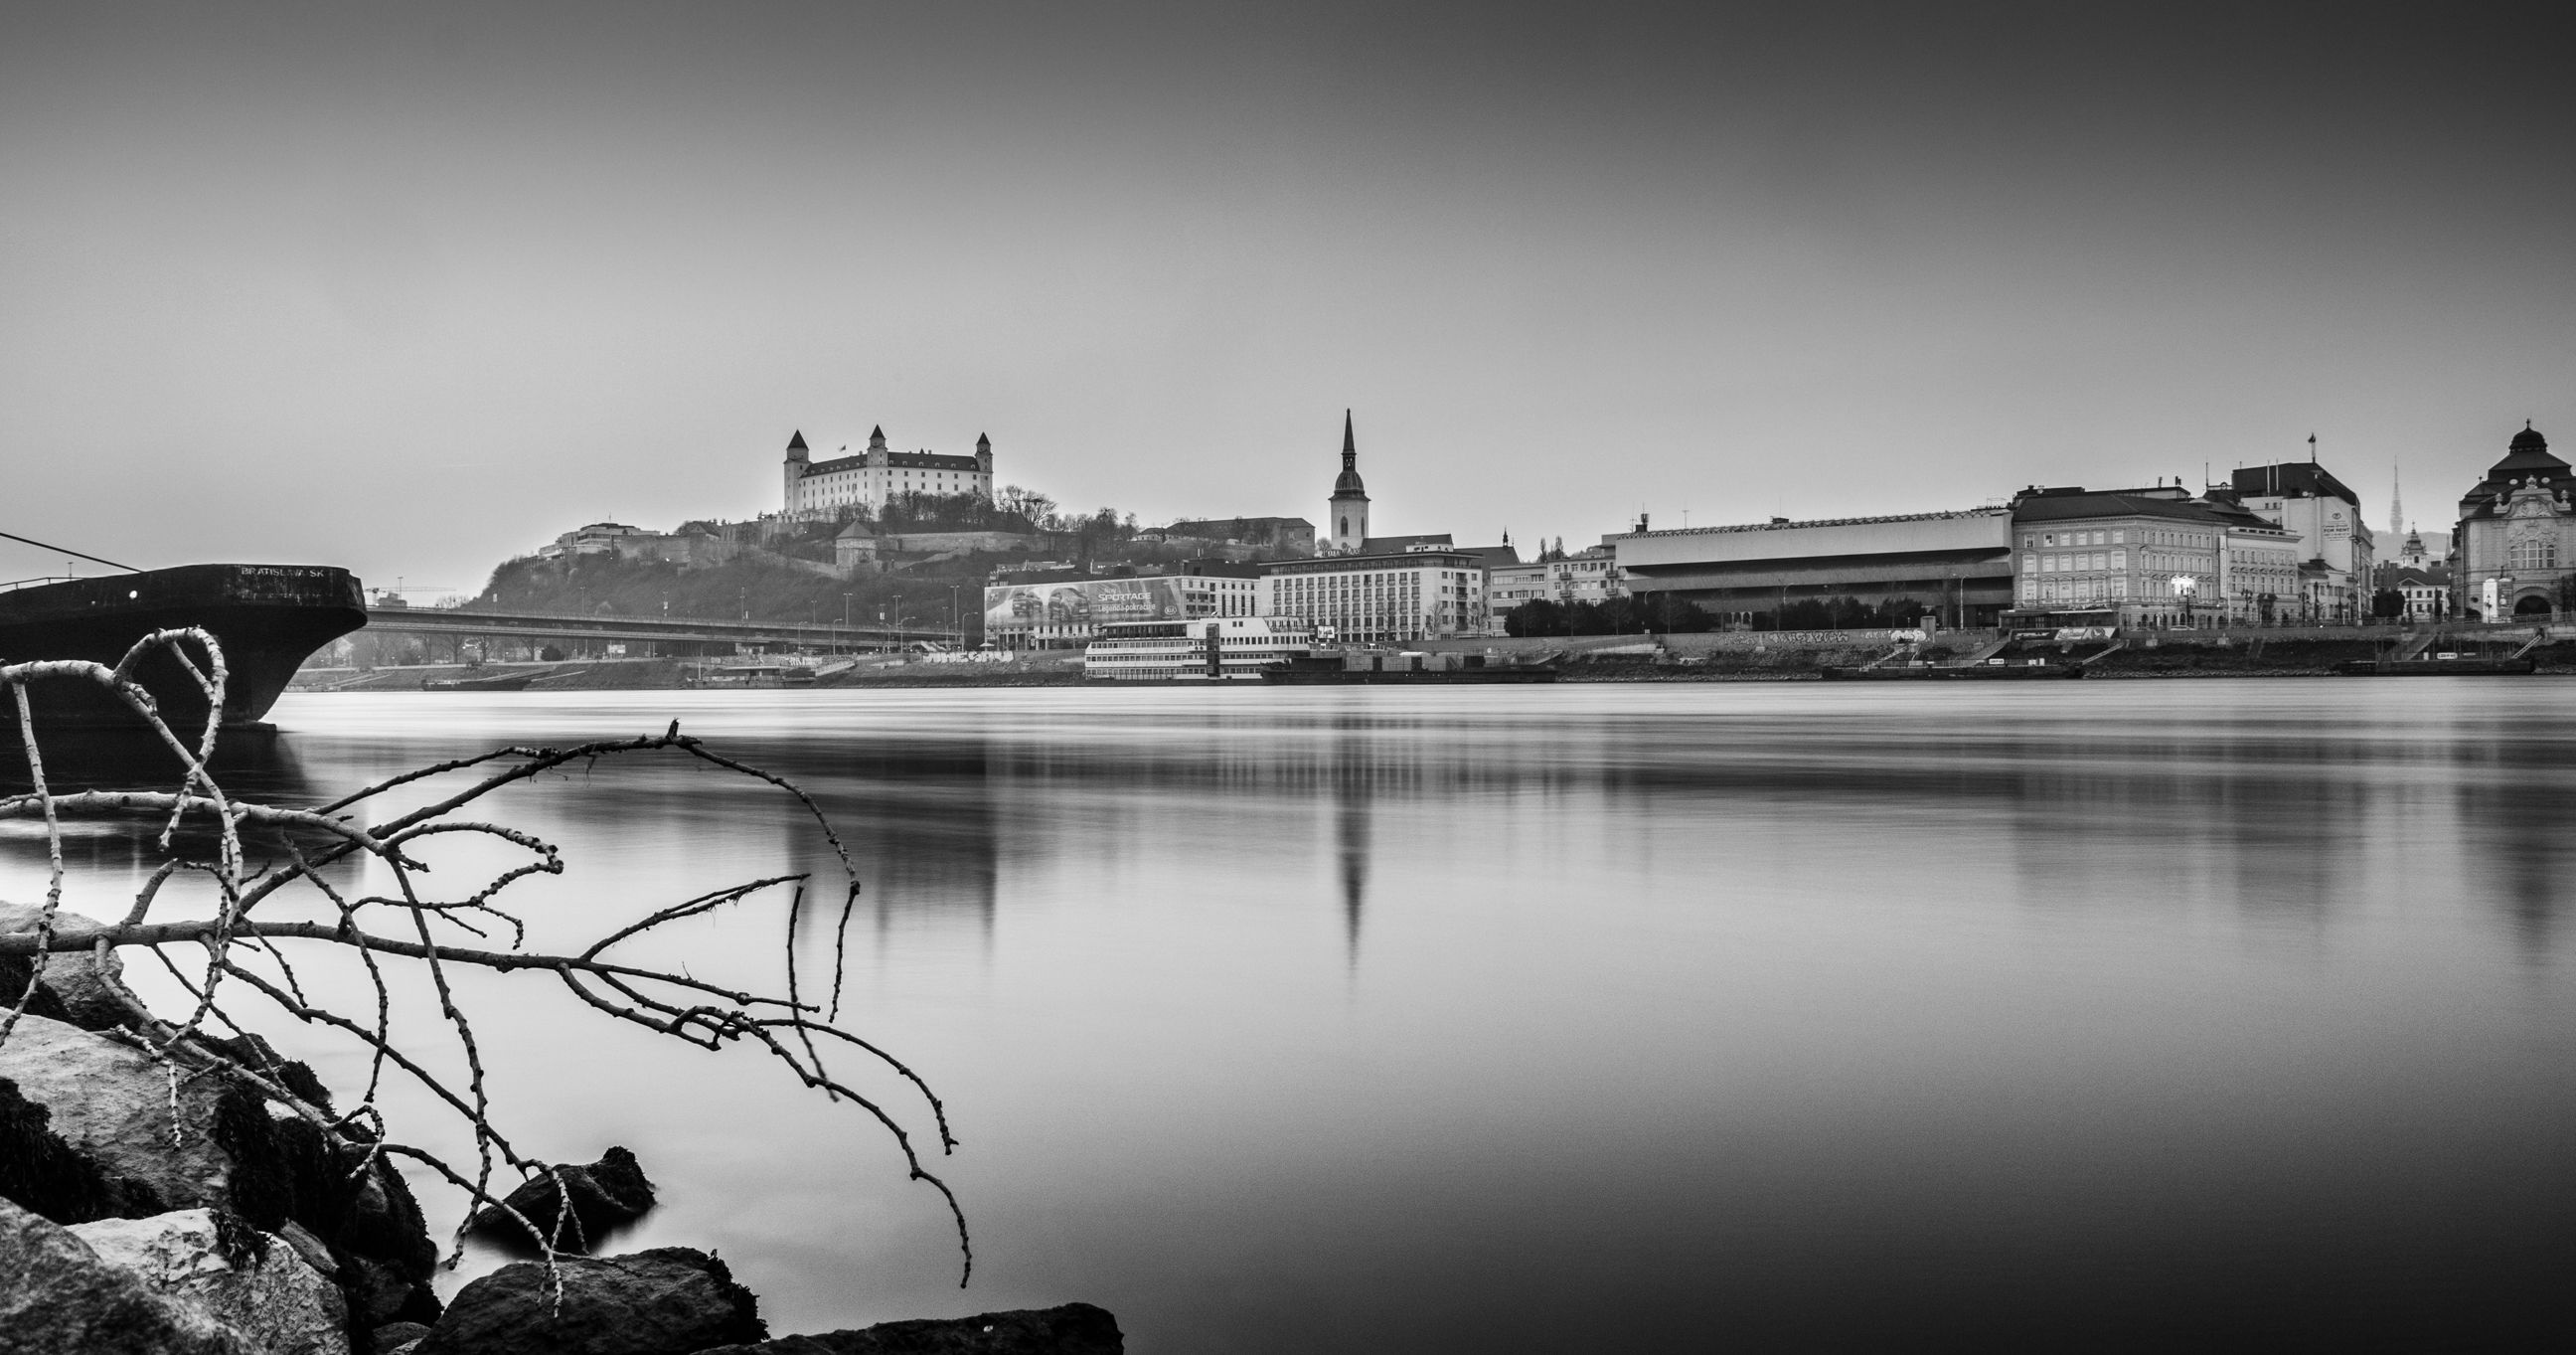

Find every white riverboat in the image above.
[1084,615,1317,681]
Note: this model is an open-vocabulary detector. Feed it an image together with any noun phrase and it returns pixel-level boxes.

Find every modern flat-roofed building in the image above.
[1488,545,1627,630]
[1607,509,2013,627]
[984,562,1259,650]
[1259,549,1487,643]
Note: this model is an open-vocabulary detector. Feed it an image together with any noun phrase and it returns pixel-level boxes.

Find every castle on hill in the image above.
[782,426,994,517]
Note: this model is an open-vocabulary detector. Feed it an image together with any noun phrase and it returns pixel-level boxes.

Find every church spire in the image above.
[1328,409,1369,555]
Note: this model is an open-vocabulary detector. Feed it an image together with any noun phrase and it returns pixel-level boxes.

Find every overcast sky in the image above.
[4,2,2568,593]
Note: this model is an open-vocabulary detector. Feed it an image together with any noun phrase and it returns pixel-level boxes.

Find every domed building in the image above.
[2453,423,2574,618]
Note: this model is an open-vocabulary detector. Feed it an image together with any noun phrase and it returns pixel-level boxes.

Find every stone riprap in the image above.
[411,1247,766,1355]
[690,1303,1126,1354]
[69,1208,351,1355]
[466,1143,659,1254]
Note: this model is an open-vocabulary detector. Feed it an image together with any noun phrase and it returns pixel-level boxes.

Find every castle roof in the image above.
[798,450,984,477]
[786,430,808,451]
[888,451,981,471]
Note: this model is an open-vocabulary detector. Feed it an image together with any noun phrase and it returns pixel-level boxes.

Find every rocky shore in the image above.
[0,905,1120,1355]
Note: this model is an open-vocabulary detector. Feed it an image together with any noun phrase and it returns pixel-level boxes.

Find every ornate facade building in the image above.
[2225,460,2374,623]
[2453,423,2573,619]
[782,426,993,517]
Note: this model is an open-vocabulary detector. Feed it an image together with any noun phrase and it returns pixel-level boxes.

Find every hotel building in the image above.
[2009,485,2302,624]
[1260,550,1489,643]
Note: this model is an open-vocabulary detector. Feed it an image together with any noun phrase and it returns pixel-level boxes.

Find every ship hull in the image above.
[1819,664,2086,680]
[1259,665,1558,685]
[2334,658,2537,676]
[423,672,539,692]
[0,565,367,730]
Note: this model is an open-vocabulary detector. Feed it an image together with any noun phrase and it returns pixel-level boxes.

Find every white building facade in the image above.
[2010,487,2301,624]
[1260,550,1489,644]
[2226,461,2374,623]
[783,426,994,517]
[1486,546,1629,630]
[2453,424,2575,620]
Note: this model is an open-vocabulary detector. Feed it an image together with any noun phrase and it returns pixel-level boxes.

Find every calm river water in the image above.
[8,682,2573,1351]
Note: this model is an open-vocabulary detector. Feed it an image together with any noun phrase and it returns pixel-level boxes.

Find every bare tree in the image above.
[0,629,969,1281]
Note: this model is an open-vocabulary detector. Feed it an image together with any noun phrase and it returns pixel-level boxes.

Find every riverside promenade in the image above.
[289,621,2574,691]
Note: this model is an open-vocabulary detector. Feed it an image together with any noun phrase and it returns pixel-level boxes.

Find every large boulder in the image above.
[70,1208,351,1355]
[0,1011,441,1328]
[0,1012,237,1212]
[411,1247,765,1355]
[1,1072,167,1223]
[0,904,144,1031]
[690,1304,1125,1354]
[0,1196,245,1355]
[466,1144,658,1254]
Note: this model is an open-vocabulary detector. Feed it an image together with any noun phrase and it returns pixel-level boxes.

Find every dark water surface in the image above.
[8,682,2572,1351]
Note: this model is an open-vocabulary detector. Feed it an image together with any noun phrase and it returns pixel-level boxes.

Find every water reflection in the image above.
[4,684,2568,1352]
[0,728,359,893]
[1333,747,1370,966]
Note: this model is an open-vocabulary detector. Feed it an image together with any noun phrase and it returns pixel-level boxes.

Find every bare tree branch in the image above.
[0,633,971,1285]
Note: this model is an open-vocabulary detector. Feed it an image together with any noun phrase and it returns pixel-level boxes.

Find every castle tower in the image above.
[1328,410,1369,554]
[866,424,888,467]
[783,429,809,515]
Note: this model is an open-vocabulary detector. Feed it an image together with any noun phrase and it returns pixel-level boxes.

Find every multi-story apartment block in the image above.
[1259,550,1488,644]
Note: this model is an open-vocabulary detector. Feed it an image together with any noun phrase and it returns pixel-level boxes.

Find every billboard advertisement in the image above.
[986,577,1191,631]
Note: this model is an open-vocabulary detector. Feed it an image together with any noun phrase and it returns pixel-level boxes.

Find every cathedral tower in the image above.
[1328,410,1369,554]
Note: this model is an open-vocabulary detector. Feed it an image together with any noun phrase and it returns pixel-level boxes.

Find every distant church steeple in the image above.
[1328,409,1370,555]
